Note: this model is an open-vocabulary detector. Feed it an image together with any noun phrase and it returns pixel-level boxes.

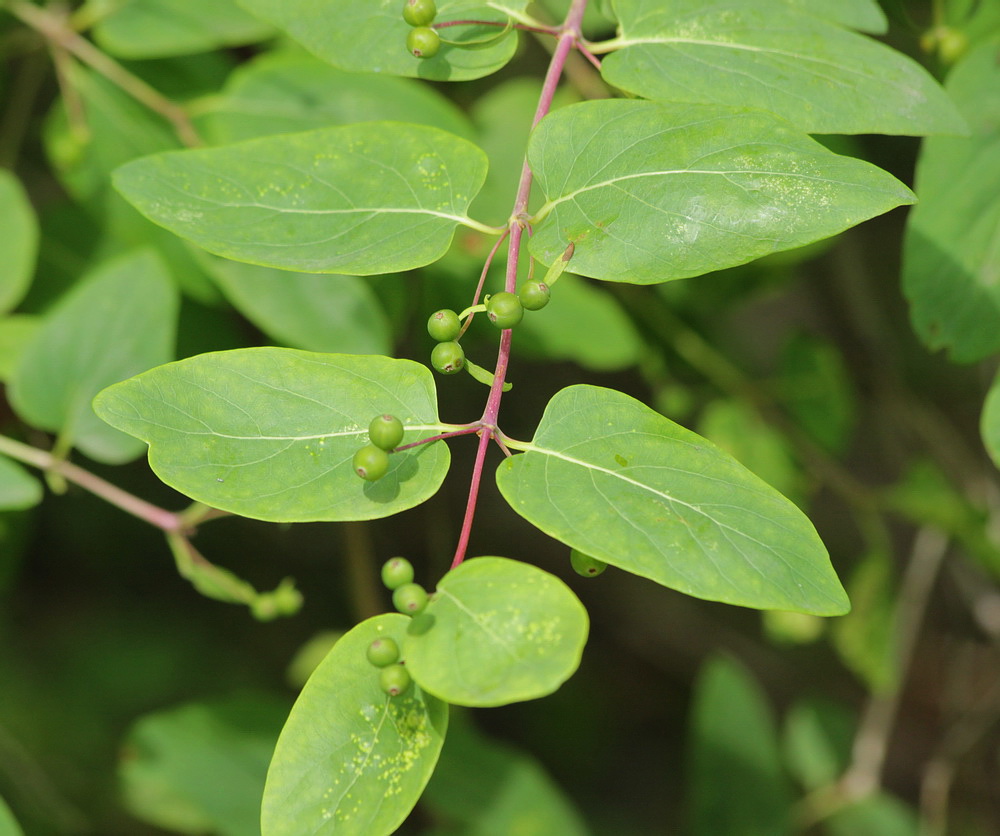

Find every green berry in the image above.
[486,291,523,329]
[393,582,428,615]
[431,340,465,374]
[368,414,404,451]
[406,26,440,58]
[366,637,401,668]
[427,309,461,342]
[570,548,607,577]
[518,280,551,311]
[380,663,412,697]
[353,444,389,481]
[381,557,414,590]
[402,0,436,27]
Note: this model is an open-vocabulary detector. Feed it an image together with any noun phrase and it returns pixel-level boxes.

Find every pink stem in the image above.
[393,426,482,453]
[449,0,589,569]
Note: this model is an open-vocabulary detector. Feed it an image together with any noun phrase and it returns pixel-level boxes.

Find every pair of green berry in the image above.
[403,0,441,59]
[427,308,466,375]
[482,282,552,330]
[352,414,404,482]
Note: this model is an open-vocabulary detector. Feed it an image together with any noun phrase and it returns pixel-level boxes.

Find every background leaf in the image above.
[0,171,38,315]
[113,123,490,275]
[404,557,589,707]
[0,457,42,512]
[118,693,288,836]
[92,0,274,58]
[528,100,914,284]
[902,42,1000,362]
[983,369,1000,471]
[422,712,590,835]
[261,613,447,836]
[93,348,451,522]
[0,795,23,836]
[685,656,793,836]
[8,249,178,463]
[201,255,393,355]
[0,316,40,383]
[201,50,475,145]
[236,0,525,81]
[496,385,849,614]
[602,0,961,135]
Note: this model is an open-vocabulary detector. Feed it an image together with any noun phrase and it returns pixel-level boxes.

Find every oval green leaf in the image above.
[496,385,849,615]
[262,613,448,836]
[92,348,451,522]
[113,123,490,275]
[982,370,1000,472]
[528,100,915,283]
[601,0,961,135]
[902,43,1000,362]
[0,170,38,315]
[404,557,589,707]
[0,456,43,512]
[8,249,178,464]
[203,50,475,144]
[201,255,392,355]
[93,0,274,58]
[236,0,524,81]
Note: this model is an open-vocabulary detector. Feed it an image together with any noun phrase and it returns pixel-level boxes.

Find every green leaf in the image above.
[601,0,961,135]
[202,255,392,355]
[983,370,1000,471]
[422,713,590,835]
[9,249,178,464]
[697,398,803,505]
[825,794,920,836]
[0,795,23,836]
[783,0,886,32]
[781,699,854,791]
[0,316,41,383]
[404,557,589,707]
[528,100,914,284]
[0,457,42,512]
[93,348,451,522]
[262,613,447,836]
[113,123,491,275]
[830,552,899,692]
[516,274,645,372]
[236,0,525,81]
[119,693,289,836]
[203,50,475,145]
[902,43,1000,362]
[496,385,849,615]
[93,0,274,58]
[686,656,793,836]
[0,171,38,315]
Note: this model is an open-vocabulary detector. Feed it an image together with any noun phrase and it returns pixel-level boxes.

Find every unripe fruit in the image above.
[518,280,551,311]
[427,309,462,342]
[366,637,401,668]
[381,557,415,590]
[570,548,607,577]
[431,340,465,374]
[393,582,428,615]
[353,444,389,481]
[369,414,404,450]
[486,291,523,329]
[407,26,440,58]
[402,0,436,27]
[380,663,412,696]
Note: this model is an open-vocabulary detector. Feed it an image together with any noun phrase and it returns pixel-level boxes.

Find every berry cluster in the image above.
[402,0,440,59]
[426,282,553,378]
[364,557,431,697]
[352,414,404,482]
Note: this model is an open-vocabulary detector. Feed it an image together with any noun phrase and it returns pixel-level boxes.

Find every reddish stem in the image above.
[393,426,482,453]
[449,0,589,569]
[459,228,509,339]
